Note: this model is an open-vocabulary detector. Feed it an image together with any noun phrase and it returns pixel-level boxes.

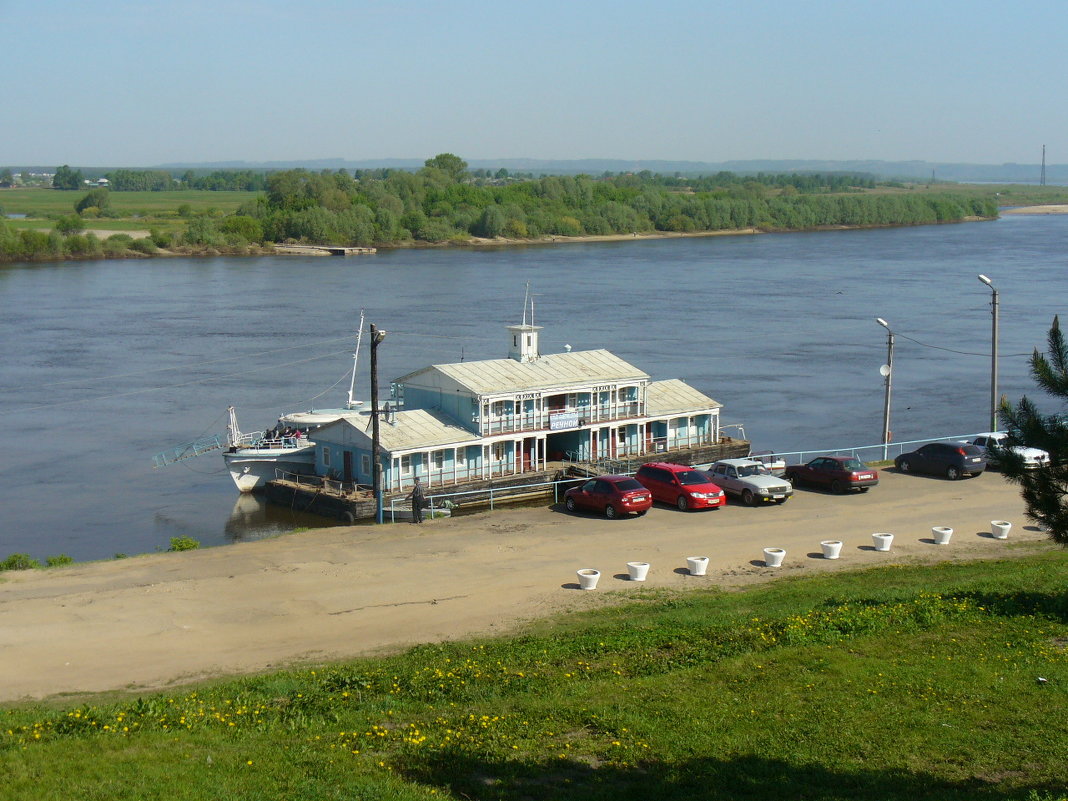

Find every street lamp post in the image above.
[977,274,999,432]
[876,317,894,461]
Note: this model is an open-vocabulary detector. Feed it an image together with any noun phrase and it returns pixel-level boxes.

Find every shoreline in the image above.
[1000,203,1068,215]
[0,471,1051,703]
[4,215,999,265]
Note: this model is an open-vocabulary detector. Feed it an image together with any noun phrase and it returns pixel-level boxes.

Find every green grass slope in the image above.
[2,552,1066,800]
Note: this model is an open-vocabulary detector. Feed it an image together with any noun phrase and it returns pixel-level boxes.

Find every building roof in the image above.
[329,408,482,453]
[395,349,650,396]
[645,379,721,416]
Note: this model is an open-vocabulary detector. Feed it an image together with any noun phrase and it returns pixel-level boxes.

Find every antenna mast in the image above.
[346,309,366,409]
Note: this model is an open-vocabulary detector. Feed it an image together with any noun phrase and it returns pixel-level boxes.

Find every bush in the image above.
[167,536,200,552]
[149,228,172,248]
[129,238,158,254]
[45,554,74,567]
[1,553,41,571]
[65,233,103,258]
[103,233,134,256]
[55,215,85,235]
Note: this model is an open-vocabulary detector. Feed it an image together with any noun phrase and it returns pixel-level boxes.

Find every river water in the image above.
[2,213,1065,561]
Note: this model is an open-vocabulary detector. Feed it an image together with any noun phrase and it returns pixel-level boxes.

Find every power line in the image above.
[894,331,1031,358]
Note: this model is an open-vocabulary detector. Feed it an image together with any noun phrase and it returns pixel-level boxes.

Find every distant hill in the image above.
[150,157,1063,183]
[7,158,1062,184]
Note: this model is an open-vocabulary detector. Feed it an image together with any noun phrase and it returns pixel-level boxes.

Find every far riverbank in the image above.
[6,214,1000,265]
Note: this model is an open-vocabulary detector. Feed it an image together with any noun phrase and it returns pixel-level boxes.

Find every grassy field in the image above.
[1,187,254,236]
[874,182,1068,207]
[0,187,254,217]
[1,550,1065,801]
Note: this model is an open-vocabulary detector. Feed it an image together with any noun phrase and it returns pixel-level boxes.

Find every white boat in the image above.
[223,314,367,493]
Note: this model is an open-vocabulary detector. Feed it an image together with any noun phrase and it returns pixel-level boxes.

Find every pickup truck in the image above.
[706,458,794,506]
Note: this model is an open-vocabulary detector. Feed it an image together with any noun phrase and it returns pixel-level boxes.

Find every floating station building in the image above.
[304,320,737,497]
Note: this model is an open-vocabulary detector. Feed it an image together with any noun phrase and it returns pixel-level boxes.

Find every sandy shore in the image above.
[0,472,1051,703]
[1000,204,1068,215]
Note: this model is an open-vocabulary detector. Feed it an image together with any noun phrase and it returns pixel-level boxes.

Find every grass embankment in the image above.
[2,552,1065,801]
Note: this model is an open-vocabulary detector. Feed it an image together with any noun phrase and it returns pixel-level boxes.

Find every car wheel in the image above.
[946,465,961,480]
[605,504,617,519]
[565,497,577,513]
[899,459,911,473]
[787,473,801,487]
[742,489,756,507]
[676,495,689,511]
[831,480,845,495]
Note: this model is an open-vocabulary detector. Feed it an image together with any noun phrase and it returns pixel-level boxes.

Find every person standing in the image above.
[407,477,426,524]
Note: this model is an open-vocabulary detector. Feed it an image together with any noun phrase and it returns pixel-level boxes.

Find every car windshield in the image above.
[677,470,711,485]
[615,478,645,491]
[842,459,866,471]
[737,464,768,477]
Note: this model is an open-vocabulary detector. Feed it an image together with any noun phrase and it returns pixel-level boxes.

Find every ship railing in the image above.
[234,432,308,450]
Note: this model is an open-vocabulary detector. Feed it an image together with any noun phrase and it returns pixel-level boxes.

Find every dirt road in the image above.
[0,471,1051,702]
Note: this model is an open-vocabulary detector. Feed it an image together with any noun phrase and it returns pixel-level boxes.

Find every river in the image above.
[1,213,1064,561]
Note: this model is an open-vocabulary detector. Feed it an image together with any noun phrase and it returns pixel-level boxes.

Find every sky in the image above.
[1,0,1065,167]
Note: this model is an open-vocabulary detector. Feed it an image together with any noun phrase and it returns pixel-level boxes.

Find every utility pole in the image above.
[876,318,894,461]
[370,323,386,523]
[1041,144,1047,186]
[978,275,999,431]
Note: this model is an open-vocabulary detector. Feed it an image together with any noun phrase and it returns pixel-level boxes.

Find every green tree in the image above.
[0,168,13,187]
[52,165,84,190]
[997,316,1068,546]
[55,215,85,235]
[75,188,110,214]
[423,153,468,183]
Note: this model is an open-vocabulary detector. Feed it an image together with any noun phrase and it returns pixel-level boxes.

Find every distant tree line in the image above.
[5,154,997,261]
[176,154,994,248]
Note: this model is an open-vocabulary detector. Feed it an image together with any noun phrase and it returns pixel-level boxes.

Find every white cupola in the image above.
[507,324,542,363]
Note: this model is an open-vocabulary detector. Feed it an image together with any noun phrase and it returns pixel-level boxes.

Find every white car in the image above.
[970,432,1050,469]
[707,458,794,506]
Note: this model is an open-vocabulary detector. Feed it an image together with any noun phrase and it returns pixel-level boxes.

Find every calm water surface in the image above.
[2,214,1066,560]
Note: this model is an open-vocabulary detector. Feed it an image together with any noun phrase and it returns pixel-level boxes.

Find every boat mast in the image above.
[346,309,366,410]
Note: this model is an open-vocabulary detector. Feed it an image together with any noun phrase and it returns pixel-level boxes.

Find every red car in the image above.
[564,475,653,519]
[785,456,879,494]
[634,462,726,511]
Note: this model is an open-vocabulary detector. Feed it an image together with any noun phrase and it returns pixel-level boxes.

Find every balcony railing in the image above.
[480,403,644,436]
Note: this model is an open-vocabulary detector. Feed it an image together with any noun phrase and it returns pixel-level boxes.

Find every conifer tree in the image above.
[997,315,1068,545]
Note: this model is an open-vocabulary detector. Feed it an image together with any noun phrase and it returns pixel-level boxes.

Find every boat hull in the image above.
[224,445,316,493]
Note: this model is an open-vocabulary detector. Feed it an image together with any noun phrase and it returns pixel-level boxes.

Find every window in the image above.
[322,447,331,467]
[361,453,371,475]
[400,454,412,476]
[432,450,444,470]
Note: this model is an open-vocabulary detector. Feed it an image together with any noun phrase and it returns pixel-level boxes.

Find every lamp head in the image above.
[876,317,890,329]
[978,274,993,286]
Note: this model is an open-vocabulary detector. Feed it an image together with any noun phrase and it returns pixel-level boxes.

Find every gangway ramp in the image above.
[153,434,226,468]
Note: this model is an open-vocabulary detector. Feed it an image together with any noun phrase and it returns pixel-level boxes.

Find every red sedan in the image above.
[564,475,653,519]
[785,456,879,494]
